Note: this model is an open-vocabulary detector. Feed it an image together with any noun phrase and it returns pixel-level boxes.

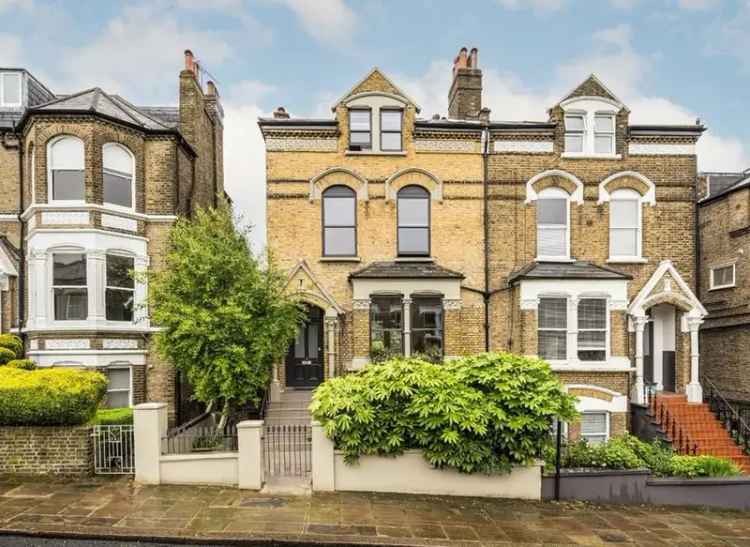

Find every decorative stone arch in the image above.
[385,167,443,202]
[566,384,628,411]
[526,169,584,204]
[310,167,368,202]
[598,171,656,205]
[284,260,343,317]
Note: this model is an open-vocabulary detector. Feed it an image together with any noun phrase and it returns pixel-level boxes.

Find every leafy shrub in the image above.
[0,367,107,426]
[6,359,36,371]
[311,353,578,474]
[560,437,644,470]
[92,407,133,425]
[0,348,15,365]
[669,455,741,478]
[0,334,23,359]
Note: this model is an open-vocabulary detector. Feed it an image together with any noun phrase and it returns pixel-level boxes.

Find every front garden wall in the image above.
[0,425,92,476]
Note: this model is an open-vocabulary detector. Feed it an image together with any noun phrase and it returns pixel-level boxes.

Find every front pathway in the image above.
[0,477,748,546]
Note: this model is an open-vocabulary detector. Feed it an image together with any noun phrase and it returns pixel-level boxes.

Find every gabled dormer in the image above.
[549,74,629,159]
[332,68,420,156]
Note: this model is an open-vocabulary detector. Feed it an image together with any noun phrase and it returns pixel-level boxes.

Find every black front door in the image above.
[644,320,654,384]
[285,306,324,388]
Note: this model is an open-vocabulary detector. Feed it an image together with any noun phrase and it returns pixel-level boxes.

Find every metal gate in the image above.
[263,424,311,477]
[93,425,135,474]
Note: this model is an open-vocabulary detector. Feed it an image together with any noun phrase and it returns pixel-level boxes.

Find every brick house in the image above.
[697,169,750,403]
[0,50,224,424]
[261,47,708,441]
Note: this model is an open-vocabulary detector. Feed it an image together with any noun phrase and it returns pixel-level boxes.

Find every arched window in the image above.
[609,189,641,259]
[537,187,570,260]
[397,185,430,256]
[322,185,356,257]
[103,143,134,209]
[48,136,85,202]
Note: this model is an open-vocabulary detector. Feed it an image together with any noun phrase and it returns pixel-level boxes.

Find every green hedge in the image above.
[91,407,133,425]
[6,359,36,371]
[0,367,107,426]
[0,334,23,359]
[311,353,578,474]
[0,348,15,365]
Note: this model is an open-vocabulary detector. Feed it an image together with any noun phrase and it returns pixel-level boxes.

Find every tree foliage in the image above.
[310,353,578,474]
[149,204,302,418]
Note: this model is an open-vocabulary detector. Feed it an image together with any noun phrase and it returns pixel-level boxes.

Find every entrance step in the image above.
[261,476,311,496]
[264,389,314,425]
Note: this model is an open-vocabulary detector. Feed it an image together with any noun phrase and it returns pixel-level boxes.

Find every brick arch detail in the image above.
[385,168,442,202]
[568,387,615,403]
[641,292,694,314]
[309,167,368,202]
[526,169,584,204]
[598,171,656,205]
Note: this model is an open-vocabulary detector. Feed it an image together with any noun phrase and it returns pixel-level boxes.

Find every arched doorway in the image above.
[285,304,324,388]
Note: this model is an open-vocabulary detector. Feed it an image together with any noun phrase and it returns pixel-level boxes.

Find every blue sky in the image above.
[2,0,749,249]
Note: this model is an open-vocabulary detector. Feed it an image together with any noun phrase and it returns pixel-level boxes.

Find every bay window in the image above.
[577,298,607,361]
[397,185,430,256]
[322,185,356,257]
[536,187,569,260]
[48,136,85,202]
[103,144,134,209]
[53,253,88,321]
[106,254,134,322]
[411,297,443,358]
[538,298,567,361]
[609,189,641,259]
[538,296,610,364]
[370,296,403,358]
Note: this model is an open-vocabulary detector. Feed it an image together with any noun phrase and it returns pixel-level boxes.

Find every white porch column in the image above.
[566,297,578,364]
[402,297,412,357]
[237,420,264,490]
[134,255,150,327]
[87,249,106,321]
[632,316,647,404]
[29,249,47,328]
[325,315,338,379]
[311,420,335,492]
[686,318,703,403]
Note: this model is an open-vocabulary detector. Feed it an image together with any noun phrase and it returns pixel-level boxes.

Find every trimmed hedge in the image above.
[6,359,36,371]
[0,348,15,365]
[92,407,133,426]
[0,367,107,426]
[0,334,23,359]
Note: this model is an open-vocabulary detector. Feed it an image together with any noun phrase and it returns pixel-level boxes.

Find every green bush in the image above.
[311,353,578,474]
[558,437,644,470]
[0,367,107,426]
[92,407,133,425]
[6,359,36,371]
[0,348,15,365]
[669,455,741,478]
[0,334,23,359]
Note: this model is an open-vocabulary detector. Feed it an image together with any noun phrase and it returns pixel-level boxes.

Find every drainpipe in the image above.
[15,133,25,343]
[482,126,490,353]
[694,171,701,301]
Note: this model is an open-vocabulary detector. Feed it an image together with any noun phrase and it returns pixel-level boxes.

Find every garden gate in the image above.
[92,425,135,474]
[263,424,311,477]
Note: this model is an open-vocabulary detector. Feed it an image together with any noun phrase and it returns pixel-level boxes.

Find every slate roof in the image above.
[349,261,464,279]
[507,261,631,284]
[700,170,750,205]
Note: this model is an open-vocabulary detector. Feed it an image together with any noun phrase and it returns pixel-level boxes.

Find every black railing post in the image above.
[554,417,562,502]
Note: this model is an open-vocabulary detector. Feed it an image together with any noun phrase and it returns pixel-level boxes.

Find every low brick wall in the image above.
[0,426,93,476]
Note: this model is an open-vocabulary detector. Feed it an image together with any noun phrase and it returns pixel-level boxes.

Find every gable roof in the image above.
[349,261,464,280]
[507,261,631,284]
[555,74,627,111]
[629,260,706,318]
[332,68,421,113]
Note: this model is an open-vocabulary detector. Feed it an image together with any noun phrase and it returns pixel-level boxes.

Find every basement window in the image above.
[580,412,609,444]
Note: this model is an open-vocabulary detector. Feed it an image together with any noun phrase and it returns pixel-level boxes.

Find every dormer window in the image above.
[349,109,371,151]
[594,114,615,154]
[560,97,620,158]
[564,114,585,153]
[0,72,21,107]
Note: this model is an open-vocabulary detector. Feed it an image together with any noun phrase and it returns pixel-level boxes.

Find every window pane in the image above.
[578,299,606,329]
[107,255,134,289]
[578,331,606,348]
[106,288,134,322]
[610,228,638,256]
[307,322,319,359]
[350,131,371,146]
[324,227,355,255]
[104,172,132,208]
[52,170,85,200]
[381,111,402,131]
[594,135,613,154]
[3,73,21,104]
[539,331,566,360]
[539,298,567,329]
[371,297,403,356]
[381,132,402,151]
[106,391,130,409]
[565,115,584,131]
[54,288,88,320]
[323,196,355,227]
[294,329,305,358]
[581,413,607,443]
[398,227,429,255]
[349,110,370,130]
[107,369,130,390]
[714,266,734,287]
[537,227,567,257]
[610,200,638,229]
[398,197,428,226]
[411,298,443,356]
[53,254,87,286]
[594,115,614,132]
[537,198,567,225]
[564,135,583,153]
[579,350,606,362]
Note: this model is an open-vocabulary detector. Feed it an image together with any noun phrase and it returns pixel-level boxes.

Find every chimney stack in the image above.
[449,47,483,121]
[273,106,290,119]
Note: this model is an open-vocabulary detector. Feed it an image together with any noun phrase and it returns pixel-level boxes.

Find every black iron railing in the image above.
[264,424,312,477]
[702,375,750,455]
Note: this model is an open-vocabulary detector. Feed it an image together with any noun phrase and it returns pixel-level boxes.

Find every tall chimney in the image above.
[449,47,483,121]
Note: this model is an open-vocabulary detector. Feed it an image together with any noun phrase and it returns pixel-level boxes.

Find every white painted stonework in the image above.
[41,212,89,225]
[102,338,139,349]
[494,140,553,153]
[416,139,475,153]
[101,214,138,232]
[45,338,90,350]
[28,349,146,368]
[266,137,337,152]
[629,143,695,156]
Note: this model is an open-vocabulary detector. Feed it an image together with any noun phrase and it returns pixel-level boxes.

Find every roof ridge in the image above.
[32,87,99,109]
[110,95,171,129]
[99,90,146,126]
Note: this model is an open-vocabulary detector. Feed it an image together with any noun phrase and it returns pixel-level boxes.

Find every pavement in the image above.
[0,476,749,546]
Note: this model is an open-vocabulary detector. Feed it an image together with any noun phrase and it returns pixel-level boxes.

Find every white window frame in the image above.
[560,98,620,158]
[580,411,610,444]
[105,252,135,323]
[536,187,571,262]
[105,365,133,408]
[577,297,610,363]
[47,135,86,206]
[538,296,569,363]
[709,263,736,291]
[0,72,22,108]
[608,189,642,261]
[564,112,586,154]
[50,250,89,322]
[593,112,615,155]
[102,143,136,211]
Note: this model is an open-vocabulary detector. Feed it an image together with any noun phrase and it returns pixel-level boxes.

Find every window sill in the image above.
[606,257,648,264]
[708,284,735,292]
[561,153,622,160]
[319,256,361,263]
[549,363,635,372]
[395,256,433,262]
[535,257,575,263]
[345,150,407,157]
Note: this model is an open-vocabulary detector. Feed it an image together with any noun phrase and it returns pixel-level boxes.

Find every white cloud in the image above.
[0,32,22,66]
[708,1,750,71]
[496,0,566,12]
[273,0,358,46]
[677,0,718,10]
[0,0,33,13]
[609,0,639,9]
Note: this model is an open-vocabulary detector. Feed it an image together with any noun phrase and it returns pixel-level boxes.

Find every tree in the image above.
[148,204,302,426]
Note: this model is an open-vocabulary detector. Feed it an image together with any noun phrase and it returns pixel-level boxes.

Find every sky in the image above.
[2,0,749,251]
